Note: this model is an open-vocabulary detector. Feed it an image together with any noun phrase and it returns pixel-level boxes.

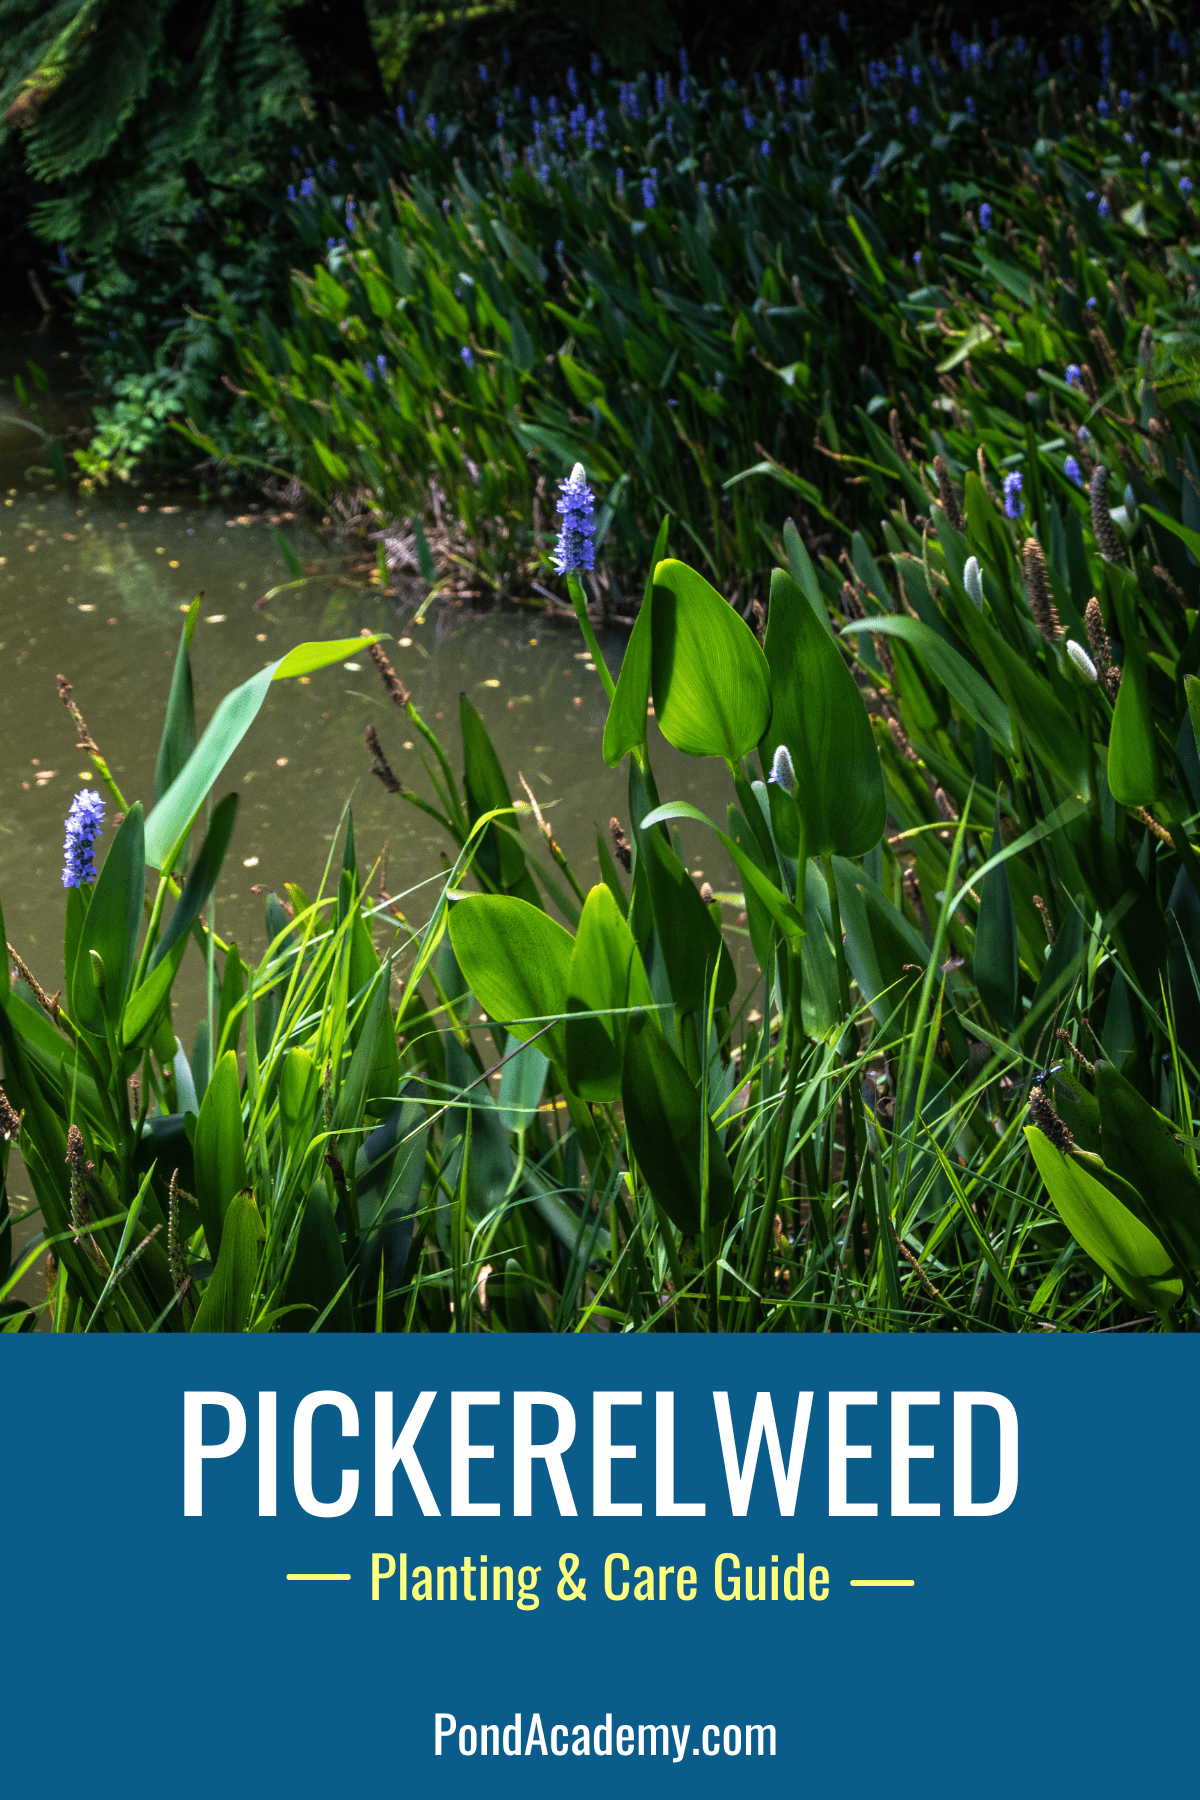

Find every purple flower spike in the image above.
[554,462,596,574]
[62,789,105,889]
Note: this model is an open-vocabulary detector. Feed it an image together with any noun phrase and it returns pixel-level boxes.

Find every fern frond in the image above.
[24,0,166,180]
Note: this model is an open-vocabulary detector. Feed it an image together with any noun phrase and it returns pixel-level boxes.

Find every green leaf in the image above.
[497,1035,550,1132]
[355,1090,427,1300]
[412,515,436,584]
[272,526,305,582]
[650,558,771,760]
[312,438,350,481]
[278,1048,321,1165]
[332,958,394,1135]
[153,595,200,807]
[622,1011,734,1234]
[782,518,830,630]
[602,518,668,767]
[642,800,805,943]
[565,883,653,1102]
[1095,1063,1200,1273]
[281,1183,354,1332]
[190,1189,265,1332]
[1106,576,1163,806]
[69,803,145,1035]
[193,1050,247,1261]
[460,695,527,889]
[637,821,737,1013]
[974,792,1020,1030]
[447,896,573,1066]
[761,569,886,858]
[969,610,1090,799]
[1024,1128,1181,1316]
[123,795,239,1048]
[1142,504,1200,564]
[841,615,1013,752]
[143,638,384,870]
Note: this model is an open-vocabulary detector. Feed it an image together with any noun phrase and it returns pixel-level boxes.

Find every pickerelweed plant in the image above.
[208,19,1200,603]
[4,493,1200,1331]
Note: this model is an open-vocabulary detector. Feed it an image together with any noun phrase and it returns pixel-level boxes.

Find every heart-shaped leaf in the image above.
[1025,1128,1180,1316]
[448,895,573,1066]
[650,558,771,760]
[761,568,886,858]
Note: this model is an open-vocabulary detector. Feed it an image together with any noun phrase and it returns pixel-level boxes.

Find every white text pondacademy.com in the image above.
[433,1713,776,1760]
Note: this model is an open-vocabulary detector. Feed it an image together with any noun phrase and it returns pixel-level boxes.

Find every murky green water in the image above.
[1,316,737,1318]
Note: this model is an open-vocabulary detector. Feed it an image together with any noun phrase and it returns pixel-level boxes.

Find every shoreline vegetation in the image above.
[4,12,1200,1332]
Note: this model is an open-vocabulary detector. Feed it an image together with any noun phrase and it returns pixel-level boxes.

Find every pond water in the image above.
[0,315,739,1318]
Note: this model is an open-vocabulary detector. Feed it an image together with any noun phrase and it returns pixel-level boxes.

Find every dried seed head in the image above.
[66,1122,85,1169]
[1037,236,1054,283]
[1134,806,1173,845]
[1080,363,1100,406]
[749,597,766,643]
[1056,1026,1095,1076]
[167,1170,187,1294]
[1089,326,1119,383]
[839,579,863,621]
[872,632,895,679]
[364,635,411,709]
[887,716,921,764]
[888,407,911,464]
[609,817,632,872]
[1153,565,1186,612]
[1085,597,1122,701]
[1090,467,1122,563]
[933,455,964,530]
[55,673,72,706]
[365,724,400,795]
[1029,1085,1075,1153]
[1023,538,1061,644]
[1032,894,1055,944]
[0,1083,20,1142]
[976,445,998,503]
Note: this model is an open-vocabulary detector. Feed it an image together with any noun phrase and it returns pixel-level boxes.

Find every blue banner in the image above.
[4,1336,1193,1794]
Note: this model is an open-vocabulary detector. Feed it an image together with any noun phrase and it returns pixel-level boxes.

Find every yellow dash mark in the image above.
[850,1579,915,1588]
[286,1573,351,1582]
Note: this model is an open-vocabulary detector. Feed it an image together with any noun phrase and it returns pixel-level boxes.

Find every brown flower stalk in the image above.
[1032,895,1055,946]
[888,716,921,765]
[1153,565,1186,612]
[0,1083,20,1142]
[6,943,59,1021]
[365,724,400,795]
[1023,538,1061,644]
[933,455,964,530]
[609,818,632,873]
[55,672,98,753]
[1028,1085,1075,1152]
[1084,598,1121,701]
[1090,467,1122,564]
[363,635,411,709]
[888,407,911,464]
